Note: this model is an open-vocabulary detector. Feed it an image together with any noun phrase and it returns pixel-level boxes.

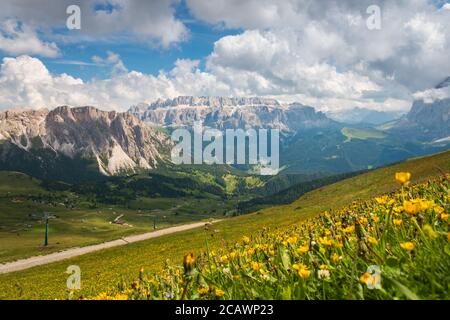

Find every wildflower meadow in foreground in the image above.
[93,173,450,300]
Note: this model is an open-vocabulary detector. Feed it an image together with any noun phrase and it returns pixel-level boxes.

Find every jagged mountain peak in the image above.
[0,106,170,178]
[435,76,450,89]
[129,96,335,131]
[141,96,282,110]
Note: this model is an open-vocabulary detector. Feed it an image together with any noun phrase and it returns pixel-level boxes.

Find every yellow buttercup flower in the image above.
[214,288,225,298]
[343,225,355,234]
[198,287,209,295]
[183,253,195,274]
[360,272,371,284]
[393,219,403,225]
[242,236,250,244]
[318,236,333,246]
[375,196,389,204]
[331,253,342,264]
[298,268,311,279]
[434,206,445,215]
[293,264,310,279]
[440,213,449,221]
[296,244,309,254]
[403,198,435,215]
[395,172,411,186]
[368,236,378,245]
[400,242,415,251]
[360,273,379,287]
[252,262,261,271]
[286,236,298,245]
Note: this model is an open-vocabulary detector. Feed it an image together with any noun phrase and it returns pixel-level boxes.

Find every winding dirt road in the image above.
[0,220,219,274]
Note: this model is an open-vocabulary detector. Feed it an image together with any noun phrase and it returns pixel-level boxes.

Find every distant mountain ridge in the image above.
[129,96,337,131]
[327,107,403,125]
[389,77,450,141]
[0,106,170,179]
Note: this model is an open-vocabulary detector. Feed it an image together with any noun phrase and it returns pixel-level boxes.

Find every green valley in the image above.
[0,149,448,299]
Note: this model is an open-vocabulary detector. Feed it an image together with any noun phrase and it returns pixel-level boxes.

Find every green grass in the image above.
[0,171,232,263]
[0,172,43,194]
[103,177,450,300]
[341,127,387,142]
[0,150,449,299]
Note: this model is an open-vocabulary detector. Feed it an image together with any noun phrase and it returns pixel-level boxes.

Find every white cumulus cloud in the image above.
[0,19,60,57]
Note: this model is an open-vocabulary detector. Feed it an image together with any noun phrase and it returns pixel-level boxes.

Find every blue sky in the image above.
[0,0,449,111]
[8,2,241,81]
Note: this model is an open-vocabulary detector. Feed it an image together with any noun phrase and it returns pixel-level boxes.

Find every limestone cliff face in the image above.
[0,106,170,175]
[390,77,450,141]
[129,96,336,131]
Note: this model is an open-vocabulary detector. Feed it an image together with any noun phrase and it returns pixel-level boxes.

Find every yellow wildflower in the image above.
[293,264,310,279]
[252,262,261,271]
[318,236,333,246]
[393,219,403,226]
[368,236,378,245]
[214,288,225,298]
[331,253,342,264]
[343,225,355,234]
[360,272,371,284]
[296,244,309,254]
[183,253,195,274]
[395,172,411,186]
[434,206,445,215]
[400,242,415,251]
[375,196,389,204]
[198,287,209,295]
[286,236,298,245]
[242,236,250,244]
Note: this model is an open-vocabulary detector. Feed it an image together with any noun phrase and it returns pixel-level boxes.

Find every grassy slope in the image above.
[341,127,387,142]
[1,150,449,299]
[0,172,229,264]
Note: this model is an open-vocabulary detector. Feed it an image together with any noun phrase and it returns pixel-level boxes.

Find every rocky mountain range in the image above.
[128,96,336,131]
[327,107,404,125]
[388,77,450,141]
[0,106,169,179]
[0,86,448,181]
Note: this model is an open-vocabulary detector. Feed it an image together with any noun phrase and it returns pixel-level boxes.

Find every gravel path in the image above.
[0,220,219,274]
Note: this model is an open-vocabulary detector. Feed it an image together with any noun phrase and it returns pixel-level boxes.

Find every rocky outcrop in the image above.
[0,106,169,175]
[390,78,450,141]
[129,96,336,131]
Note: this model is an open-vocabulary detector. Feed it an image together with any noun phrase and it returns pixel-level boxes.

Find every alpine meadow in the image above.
[0,0,449,309]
